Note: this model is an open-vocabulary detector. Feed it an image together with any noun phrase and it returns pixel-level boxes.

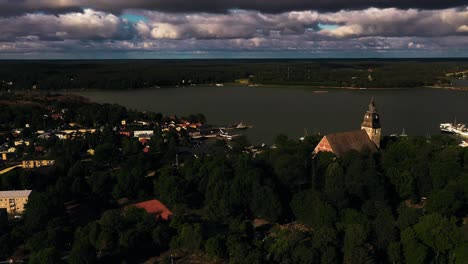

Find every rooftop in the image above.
[0,190,32,198]
[325,129,377,157]
[132,199,172,221]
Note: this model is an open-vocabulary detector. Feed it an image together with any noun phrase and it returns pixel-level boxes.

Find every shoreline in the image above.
[5,83,468,93]
[425,85,468,91]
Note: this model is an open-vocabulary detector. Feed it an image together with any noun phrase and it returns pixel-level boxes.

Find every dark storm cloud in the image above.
[0,0,467,16]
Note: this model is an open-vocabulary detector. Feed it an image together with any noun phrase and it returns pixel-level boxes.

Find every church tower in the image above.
[361,97,381,148]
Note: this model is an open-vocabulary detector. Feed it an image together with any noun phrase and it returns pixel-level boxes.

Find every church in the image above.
[313,98,381,158]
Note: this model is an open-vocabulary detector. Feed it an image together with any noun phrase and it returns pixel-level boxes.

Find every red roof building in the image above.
[132,199,173,221]
[139,138,150,145]
[118,130,133,137]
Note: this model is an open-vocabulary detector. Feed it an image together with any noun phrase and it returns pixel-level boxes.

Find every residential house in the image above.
[134,130,154,139]
[131,199,173,221]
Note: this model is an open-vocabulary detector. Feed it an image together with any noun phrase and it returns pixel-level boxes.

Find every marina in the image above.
[189,122,253,141]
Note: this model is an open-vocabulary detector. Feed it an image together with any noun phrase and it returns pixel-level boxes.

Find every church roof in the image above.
[324,129,377,157]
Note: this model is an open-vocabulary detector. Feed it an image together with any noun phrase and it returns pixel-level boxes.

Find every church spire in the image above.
[368,96,377,113]
[361,97,381,148]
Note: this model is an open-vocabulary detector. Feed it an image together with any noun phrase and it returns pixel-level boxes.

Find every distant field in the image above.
[0,59,467,90]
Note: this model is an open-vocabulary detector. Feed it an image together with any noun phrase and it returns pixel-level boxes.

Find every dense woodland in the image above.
[0,93,467,263]
[0,59,467,90]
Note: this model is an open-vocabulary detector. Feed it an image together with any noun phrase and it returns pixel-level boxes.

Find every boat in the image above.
[219,122,253,130]
[460,140,468,147]
[440,123,455,133]
[218,130,242,141]
[440,120,468,137]
[453,125,468,137]
[215,83,224,87]
[235,122,253,130]
[204,134,217,138]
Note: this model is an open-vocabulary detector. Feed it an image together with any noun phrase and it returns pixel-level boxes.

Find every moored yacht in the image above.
[440,120,468,137]
[440,123,455,133]
[460,140,468,147]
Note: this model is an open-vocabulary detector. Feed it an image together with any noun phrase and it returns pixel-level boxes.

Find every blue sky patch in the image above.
[121,14,149,23]
[318,23,339,30]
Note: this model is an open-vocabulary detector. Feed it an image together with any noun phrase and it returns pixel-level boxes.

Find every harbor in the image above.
[74,85,468,144]
[189,122,253,141]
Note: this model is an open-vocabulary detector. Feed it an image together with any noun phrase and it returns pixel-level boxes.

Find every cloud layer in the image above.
[0,0,467,14]
[0,3,467,58]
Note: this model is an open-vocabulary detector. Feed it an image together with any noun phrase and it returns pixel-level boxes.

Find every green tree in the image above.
[69,234,97,264]
[454,242,468,264]
[426,188,462,216]
[397,205,422,230]
[291,190,337,228]
[93,143,118,164]
[387,242,402,264]
[324,162,347,208]
[414,213,462,261]
[386,167,414,199]
[401,227,428,264]
[173,223,203,252]
[29,247,61,264]
[205,236,227,259]
[250,184,283,222]
[430,147,462,190]
[343,224,373,264]
[0,209,7,233]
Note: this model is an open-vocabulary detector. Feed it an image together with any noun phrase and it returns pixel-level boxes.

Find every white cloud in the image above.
[458,25,468,32]
[0,7,467,55]
[150,23,182,39]
[0,9,129,41]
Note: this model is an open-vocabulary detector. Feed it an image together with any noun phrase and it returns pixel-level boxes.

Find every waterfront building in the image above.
[0,190,32,215]
[314,98,381,157]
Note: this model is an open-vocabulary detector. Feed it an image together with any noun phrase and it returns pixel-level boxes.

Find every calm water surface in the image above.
[73,86,468,144]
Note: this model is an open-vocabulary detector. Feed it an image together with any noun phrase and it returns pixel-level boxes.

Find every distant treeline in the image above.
[0,59,467,90]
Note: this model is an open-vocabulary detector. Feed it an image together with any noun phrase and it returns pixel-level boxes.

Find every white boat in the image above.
[440,121,468,137]
[440,123,455,133]
[453,126,468,137]
[460,140,468,147]
[215,83,224,87]
[235,122,253,130]
[218,130,242,141]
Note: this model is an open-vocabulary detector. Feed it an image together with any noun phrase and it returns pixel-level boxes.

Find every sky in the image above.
[0,0,467,59]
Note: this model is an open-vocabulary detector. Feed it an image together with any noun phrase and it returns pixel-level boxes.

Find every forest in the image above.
[0,93,467,263]
[0,59,467,90]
